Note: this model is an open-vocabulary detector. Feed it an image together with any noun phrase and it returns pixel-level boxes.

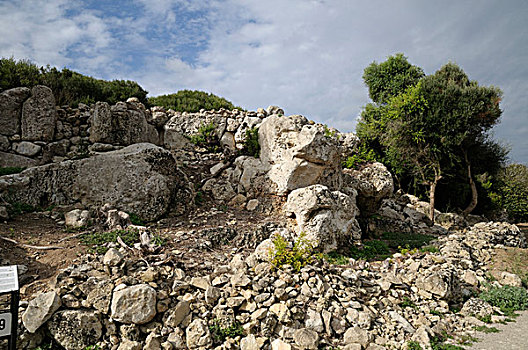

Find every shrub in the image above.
[479,284,528,313]
[148,90,237,112]
[240,127,260,158]
[270,233,315,272]
[128,213,145,226]
[343,142,377,169]
[189,122,220,153]
[349,240,390,260]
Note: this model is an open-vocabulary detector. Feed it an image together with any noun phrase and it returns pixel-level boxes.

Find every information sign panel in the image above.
[0,266,18,294]
[0,312,11,337]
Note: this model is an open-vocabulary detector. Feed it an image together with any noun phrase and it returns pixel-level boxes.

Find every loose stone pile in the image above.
[17,221,525,350]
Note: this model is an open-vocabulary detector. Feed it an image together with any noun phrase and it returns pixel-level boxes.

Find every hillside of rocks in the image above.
[1,86,527,350]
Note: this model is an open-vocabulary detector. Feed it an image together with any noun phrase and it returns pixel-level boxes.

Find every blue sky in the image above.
[1,0,527,163]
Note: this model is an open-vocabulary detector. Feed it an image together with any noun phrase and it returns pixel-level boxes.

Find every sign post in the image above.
[0,266,19,350]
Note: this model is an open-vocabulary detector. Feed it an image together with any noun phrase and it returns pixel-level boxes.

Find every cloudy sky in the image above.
[1,0,527,163]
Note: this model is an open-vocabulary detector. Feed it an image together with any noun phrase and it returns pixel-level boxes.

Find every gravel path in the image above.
[465,311,528,349]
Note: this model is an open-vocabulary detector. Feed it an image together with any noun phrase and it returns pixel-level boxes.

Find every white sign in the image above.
[0,312,11,337]
[0,266,18,294]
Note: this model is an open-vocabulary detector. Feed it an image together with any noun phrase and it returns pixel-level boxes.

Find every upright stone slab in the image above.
[0,87,30,136]
[21,85,56,141]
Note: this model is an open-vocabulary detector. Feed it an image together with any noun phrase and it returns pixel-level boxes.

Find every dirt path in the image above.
[465,311,528,349]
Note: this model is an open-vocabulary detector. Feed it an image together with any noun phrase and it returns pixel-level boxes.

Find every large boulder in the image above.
[111,284,157,324]
[21,85,57,141]
[0,143,193,221]
[343,162,393,216]
[90,101,159,145]
[22,291,61,333]
[0,87,30,136]
[284,184,361,252]
[47,310,102,350]
[259,115,342,195]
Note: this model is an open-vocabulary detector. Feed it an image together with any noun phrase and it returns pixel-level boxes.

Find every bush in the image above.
[0,57,148,107]
[80,229,140,254]
[479,284,528,314]
[270,233,315,272]
[240,127,260,158]
[343,142,377,169]
[189,123,220,153]
[148,90,238,112]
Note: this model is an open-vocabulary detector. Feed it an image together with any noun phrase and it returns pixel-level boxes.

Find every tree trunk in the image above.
[429,181,437,223]
[462,152,478,215]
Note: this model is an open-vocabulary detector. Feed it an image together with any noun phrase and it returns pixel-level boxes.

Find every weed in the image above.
[6,201,38,216]
[270,233,315,272]
[209,319,244,345]
[80,229,140,254]
[0,166,25,176]
[420,245,439,253]
[324,251,349,265]
[349,240,391,260]
[477,314,492,323]
[456,334,478,345]
[479,284,528,314]
[430,333,465,350]
[152,234,167,247]
[474,325,500,333]
[430,309,443,317]
[381,231,436,250]
[195,190,204,205]
[401,296,417,309]
[323,125,338,139]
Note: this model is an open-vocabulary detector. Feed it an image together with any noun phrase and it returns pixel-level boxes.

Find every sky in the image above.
[1,0,527,163]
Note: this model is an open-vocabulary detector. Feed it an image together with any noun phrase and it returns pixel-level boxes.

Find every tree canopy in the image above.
[148,90,238,113]
[0,57,148,106]
[357,54,506,221]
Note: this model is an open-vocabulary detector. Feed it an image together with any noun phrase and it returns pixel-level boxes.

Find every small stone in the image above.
[241,334,261,350]
[190,276,210,290]
[22,291,61,333]
[163,300,191,327]
[246,199,259,211]
[293,328,319,349]
[64,209,91,228]
[103,248,124,266]
[110,284,157,324]
[344,327,370,347]
[186,319,212,349]
[271,338,292,350]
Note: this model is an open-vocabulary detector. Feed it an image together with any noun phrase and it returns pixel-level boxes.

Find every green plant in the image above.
[324,251,349,265]
[148,90,238,112]
[343,143,377,169]
[128,213,145,226]
[477,314,492,323]
[430,333,465,350]
[190,122,220,152]
[209,320,244,345]
[401,296,417,309]
[195,190,204,205]
[0,166,25,176]
[381,231,436,250]
[270,233,315,272]
[152,234,166,247]
[6,201,39,216]
[420,245,439,253]
[84,346,101,350]
[430,309,443,317]
[479,284,528,314]
[474,325,500,333]
[349,240,391,260]
[80,229,140,254]
[407,341,423,350]
[241,127,260,158]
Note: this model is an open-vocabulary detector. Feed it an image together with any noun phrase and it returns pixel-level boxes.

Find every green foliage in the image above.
[363,53,425,104]
[349,240,391,260]
[474,325,500,333]
[343,142,377,169]
[240,127,260,158]
[401,296,417,309]
[420,245,439,253]
[430,333,465,350]
[148,90,237,112]
[190,122,220,152]
[270,233,315,272]
[194,190,204,205]
[152,234,167,247]
[488,164,528,222]
[6,202,38,216]
[0,57,148,107]
[324,251,349,265]
[479,285,528,314]
[80,229,140,254]
[128,213,145,226]
[0,166,25,176]
[381,232,436,250]
[209,319,244,345]
[407,341,423,350]
[476,314,492,323]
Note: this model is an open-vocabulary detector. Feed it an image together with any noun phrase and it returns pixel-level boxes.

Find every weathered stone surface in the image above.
[163,300,191,327]
[13,141,41,157]
[241,334,261,350]
[293,328,319,349]
[460,297,494,318]
[21,86,56,141]
[117,339,142,350]
[90,101,158,145]
[344,326,370,347]
[186,319,213,349]
[103,248,124,266]
[22,291,61,333]
[0,150,38,167]
[259,115,342,195]
[0,143,193,221]
[497,271,523,287]
[271,338,292,350]
[0,87,30,136]
[343,162,393,215]
[64,209,91,228]
[80,277,114,314]
[47,310,102,350]
[415,270,453,298]
[284,184,361,252]
[110,284,157,324]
